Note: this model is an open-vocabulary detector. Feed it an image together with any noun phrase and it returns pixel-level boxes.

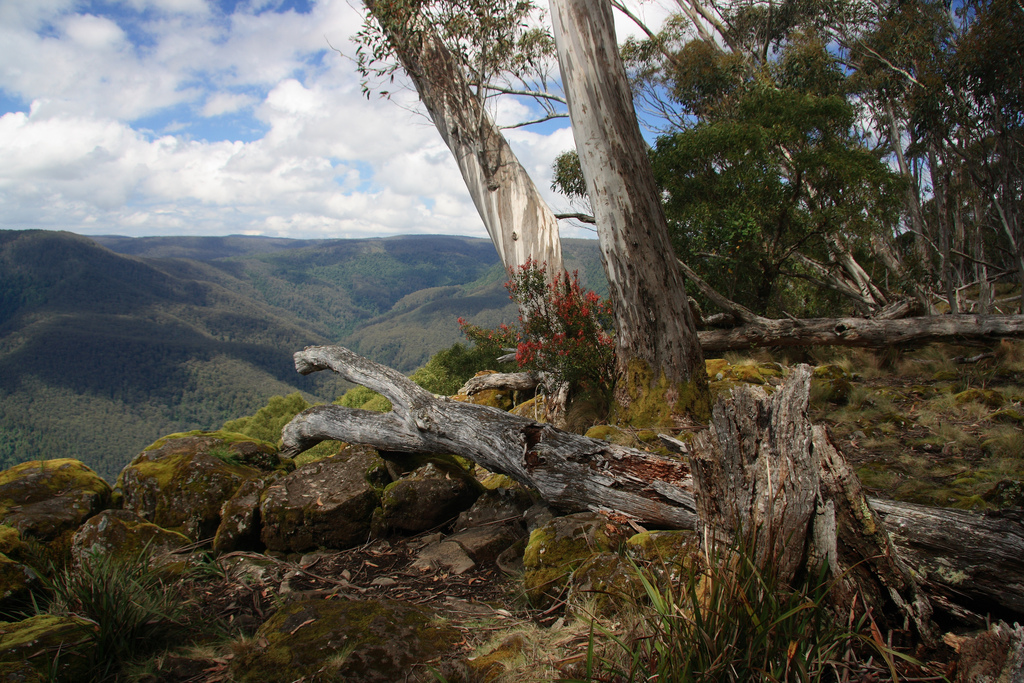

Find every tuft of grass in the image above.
[564,537,884,683]
[44,549,199,681]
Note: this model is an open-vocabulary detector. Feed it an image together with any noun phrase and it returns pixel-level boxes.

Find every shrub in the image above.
[460,260,615,395]
[410,342,514,396]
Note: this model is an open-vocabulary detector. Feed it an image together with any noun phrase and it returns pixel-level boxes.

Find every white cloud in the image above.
[0,0,639,241]
[201,91,258,117]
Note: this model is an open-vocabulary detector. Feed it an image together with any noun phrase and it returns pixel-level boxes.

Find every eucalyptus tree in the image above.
[549,0,711,419]
[355,0,565,276]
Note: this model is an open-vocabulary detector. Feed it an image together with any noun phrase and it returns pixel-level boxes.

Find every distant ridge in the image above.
[0,229,602,480]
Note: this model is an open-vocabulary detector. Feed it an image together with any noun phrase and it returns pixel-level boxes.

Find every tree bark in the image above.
[689,365,934,641]
[697,314,1024,352]
[363,0,563,277]
[281,345,1024,624]
[548,0,708,413]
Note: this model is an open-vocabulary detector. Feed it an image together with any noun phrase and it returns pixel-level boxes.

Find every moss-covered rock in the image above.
[955,388,1006,408]
[0,614,94,681]
[522,512,630,609]
[381,461,483,534]
[626,529,697,565]
[811,364,853,405]
[213,473,283,554]
[70,509,191,567]
[231,597,459,683]
[260,448,383,553]
[0,526,28,564]
[509,395,548,421]
[566,551,642,616]
[0,459,111,544]
[0,554,36,613]
[116,434,266,541]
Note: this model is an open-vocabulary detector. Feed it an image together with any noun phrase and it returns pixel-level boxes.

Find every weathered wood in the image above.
[282,345,1024,623]
[689,365,934,640]
[689,366,819,584]
[460,371,544,395]
[283,346,698,529]
[870,500,1024,620]
[697,314,1024,351]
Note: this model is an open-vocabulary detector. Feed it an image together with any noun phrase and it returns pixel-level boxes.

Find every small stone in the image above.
[370,577,397,587]
[412,541,476,575]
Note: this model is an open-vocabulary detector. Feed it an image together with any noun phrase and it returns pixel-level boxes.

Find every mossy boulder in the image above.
[626,529,697,565]
[70,509,191,567]
[0,554,36,613]
[522,512,630,609]
[811,364,853,405]
[0,459,111,545]
[466,388,514,411]
[0,526,28,564]
[231,597,459,683]
[116,433,266,541]
[509,395,548,421]
[380,461,483,534]
[214,472,283,554]
[0,614,94,681]
[955,388,1006,408]
[260,448,384,553]
[566,551,643,616]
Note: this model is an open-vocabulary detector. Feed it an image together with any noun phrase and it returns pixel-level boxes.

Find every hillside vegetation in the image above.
[0,229,604,481]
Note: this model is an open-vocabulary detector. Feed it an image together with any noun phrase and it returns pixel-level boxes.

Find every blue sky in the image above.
[0,0,665,240]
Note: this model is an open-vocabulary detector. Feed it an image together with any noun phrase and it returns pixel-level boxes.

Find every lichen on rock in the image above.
[231,597,459,683]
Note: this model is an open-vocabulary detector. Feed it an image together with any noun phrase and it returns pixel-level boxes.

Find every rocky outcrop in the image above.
[116,433,272,541]
[380,460,483,534]
[70,509,191,566]
[231,597,460,683]
[260,447,386,553]
[0,459,111,546]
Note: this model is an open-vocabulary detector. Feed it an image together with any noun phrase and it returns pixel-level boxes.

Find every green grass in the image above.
[43,548,207,682]
[564,535,913,683]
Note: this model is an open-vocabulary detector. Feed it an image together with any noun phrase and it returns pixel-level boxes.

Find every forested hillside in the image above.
[0,229,602,481]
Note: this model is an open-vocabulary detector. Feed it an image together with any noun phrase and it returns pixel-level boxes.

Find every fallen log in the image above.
[697,314,1024,351]
[281,345,1024,623]
[460,371,544,395]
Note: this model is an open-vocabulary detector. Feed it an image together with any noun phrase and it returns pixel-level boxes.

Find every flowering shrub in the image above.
[459,260,615,393]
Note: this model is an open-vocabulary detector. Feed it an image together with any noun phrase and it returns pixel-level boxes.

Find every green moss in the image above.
[615,359,711,428]
[232,599,458,682]
[522,514,629,609]
[143,430,275,452]
[0,614,94,681]
[0,460,110,519]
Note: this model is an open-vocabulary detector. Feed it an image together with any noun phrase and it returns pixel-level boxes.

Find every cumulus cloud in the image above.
[0,0,668,241]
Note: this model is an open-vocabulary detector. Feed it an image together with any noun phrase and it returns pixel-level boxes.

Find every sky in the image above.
[0,0,670,241]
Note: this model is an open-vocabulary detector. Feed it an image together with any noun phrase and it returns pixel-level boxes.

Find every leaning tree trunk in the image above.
[281,345,1024,625]
[548,0,709,417]
[364,0,563,277]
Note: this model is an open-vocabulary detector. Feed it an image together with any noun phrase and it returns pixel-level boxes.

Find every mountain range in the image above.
[0,229,602,481]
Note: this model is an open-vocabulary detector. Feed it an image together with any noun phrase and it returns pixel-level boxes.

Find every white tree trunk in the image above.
[364,0,563,276]
[548,0,706,399]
